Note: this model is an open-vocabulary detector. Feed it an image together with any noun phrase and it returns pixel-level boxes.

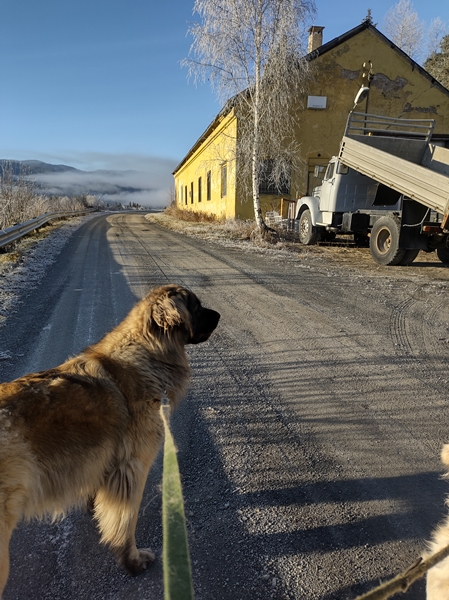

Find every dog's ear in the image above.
[151,291,191,333]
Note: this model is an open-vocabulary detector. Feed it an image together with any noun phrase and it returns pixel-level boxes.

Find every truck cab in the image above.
[293,112,449,265]
[295,157,401,244]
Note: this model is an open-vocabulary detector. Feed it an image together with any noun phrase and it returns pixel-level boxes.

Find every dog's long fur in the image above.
[426,444,449,599]
[0,284,220,597]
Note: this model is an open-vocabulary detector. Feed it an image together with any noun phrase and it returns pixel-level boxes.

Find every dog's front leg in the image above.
[94,457,155,575]
[0,520,16,599]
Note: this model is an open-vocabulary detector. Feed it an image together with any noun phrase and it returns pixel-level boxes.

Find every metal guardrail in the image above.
[0,208,96,249]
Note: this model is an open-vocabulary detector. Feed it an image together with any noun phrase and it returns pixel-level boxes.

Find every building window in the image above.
[258,159,290,195]
[206,171,211,201]
[221,163,227,197]
[198,177,202,203]
[190,181,194,204]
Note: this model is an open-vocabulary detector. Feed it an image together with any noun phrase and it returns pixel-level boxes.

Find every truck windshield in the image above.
[324,162,335,180]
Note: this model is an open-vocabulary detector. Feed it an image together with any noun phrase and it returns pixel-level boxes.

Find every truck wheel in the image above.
[397,249,419,266]
[437,247,449,265]
[298,210,317,245]
[369,216,406,266]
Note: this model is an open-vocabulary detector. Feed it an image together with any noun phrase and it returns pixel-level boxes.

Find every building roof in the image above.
[173,21,449,175]
[173,103,234,175]
[306,20,449,97]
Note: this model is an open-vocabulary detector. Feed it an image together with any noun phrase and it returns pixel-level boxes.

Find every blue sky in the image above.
[0,0,447,205]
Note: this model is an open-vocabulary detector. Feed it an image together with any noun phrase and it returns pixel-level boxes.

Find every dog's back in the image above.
[0,363,127,517]
[0,284,220,598]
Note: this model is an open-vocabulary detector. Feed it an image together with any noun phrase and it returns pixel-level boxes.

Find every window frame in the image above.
[206,170,211,201]
[258,159,290,195]
[221,163,227,198]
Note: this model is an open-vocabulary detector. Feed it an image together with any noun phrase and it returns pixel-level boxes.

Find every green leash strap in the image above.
[161,404,194,600]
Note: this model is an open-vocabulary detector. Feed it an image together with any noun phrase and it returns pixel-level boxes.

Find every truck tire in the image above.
[298,209,318,245]
[397,249,419,266]
[437,247,449,265]
[369,216,407,266]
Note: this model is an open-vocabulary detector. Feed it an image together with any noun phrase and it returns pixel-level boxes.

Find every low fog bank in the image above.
[19,154,178,208]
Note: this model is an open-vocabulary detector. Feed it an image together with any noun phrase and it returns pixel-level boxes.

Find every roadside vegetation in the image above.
[0,162,98,231]
[163,200,223,224]
[150,202,449,276]
[156,201,257,241]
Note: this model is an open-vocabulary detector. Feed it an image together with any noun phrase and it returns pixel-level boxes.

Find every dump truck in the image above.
[294,112,449,265]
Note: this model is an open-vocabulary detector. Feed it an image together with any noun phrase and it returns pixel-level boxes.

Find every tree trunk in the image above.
[251,1,267,235]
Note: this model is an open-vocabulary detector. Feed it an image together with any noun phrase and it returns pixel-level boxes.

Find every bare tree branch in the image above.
[182,0,315,234]
[426,17,448,58]
[383,0,425,61]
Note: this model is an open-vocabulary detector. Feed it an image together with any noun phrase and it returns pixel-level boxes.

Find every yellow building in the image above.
[173,20,449,221]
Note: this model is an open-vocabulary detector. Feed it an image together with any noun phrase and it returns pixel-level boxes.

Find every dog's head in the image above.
[149,285,220,344]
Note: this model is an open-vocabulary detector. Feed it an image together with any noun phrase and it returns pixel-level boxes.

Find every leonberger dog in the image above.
[0,284,220,597]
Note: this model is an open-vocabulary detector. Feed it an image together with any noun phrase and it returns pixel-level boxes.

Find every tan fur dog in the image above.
[426,444,449,599]
[0,284,220,597]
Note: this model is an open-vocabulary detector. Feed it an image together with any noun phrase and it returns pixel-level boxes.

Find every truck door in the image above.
[318,161,336,212]
[307,157,329,194]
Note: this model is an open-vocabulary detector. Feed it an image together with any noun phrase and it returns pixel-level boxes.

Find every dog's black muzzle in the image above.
[189,309,220,344]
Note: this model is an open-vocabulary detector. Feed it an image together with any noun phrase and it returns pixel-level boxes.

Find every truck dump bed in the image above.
[338,112,449,217]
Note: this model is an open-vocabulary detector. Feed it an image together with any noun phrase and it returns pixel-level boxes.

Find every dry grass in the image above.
[151,206,366,256]
[0,221,67,265]
[146,207,258,242]
[0,251,21,264]
[145,208,449,281]
[164,202,224,224]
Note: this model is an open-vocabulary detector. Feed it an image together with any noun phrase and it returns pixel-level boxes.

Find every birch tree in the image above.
[383,0,425,61]
[426,17,447,59]
[183,0,315,235]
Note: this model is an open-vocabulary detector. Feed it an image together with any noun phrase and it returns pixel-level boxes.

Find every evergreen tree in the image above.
[424,34,449,89]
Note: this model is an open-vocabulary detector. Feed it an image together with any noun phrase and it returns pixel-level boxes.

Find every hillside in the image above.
[0,159,78,176]
[0,159,150,199]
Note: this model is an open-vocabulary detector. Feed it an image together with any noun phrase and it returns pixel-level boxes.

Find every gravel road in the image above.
[2,212,449,599]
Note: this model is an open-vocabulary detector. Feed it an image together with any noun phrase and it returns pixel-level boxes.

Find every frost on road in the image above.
[1,212,449,599]
[0,215,93,325]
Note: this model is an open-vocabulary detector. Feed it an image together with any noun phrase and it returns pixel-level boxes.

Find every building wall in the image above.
[235,187,288,220]
[174,25,449,221]
[290,27,449,200]
[174,110,237,219]
[234,137,285,220]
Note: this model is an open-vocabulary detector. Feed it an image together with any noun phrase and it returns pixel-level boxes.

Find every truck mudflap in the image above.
[341,212,370,233]
[399,199,433,250]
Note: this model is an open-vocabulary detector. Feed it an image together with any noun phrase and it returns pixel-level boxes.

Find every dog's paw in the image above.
[124,548,155,576]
